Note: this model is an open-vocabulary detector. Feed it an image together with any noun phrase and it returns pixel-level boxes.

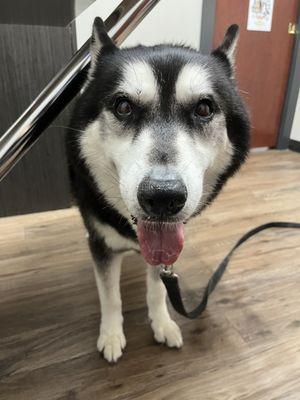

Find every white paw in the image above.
[97,328,126,363]
[151,318,183,348]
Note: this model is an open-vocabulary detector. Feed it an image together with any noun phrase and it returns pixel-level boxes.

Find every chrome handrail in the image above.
[0,0,161,182]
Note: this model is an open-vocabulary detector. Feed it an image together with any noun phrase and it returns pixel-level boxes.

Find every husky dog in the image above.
[66,17,250,362]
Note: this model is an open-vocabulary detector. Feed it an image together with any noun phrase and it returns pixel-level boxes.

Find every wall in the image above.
[290,90,300,142]
[75,0,202,50]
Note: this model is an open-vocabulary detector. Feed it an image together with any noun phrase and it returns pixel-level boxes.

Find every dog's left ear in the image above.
[212,24,239,72]
[90,17,117,74]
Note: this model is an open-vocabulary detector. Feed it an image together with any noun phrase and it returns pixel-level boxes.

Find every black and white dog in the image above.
[66,18,250,362]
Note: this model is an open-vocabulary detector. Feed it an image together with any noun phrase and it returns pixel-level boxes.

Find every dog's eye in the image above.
[115,98,132,116]
[194,100,213,119]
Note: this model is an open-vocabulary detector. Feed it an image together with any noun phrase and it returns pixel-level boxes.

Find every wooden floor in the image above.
[0,150,300,400]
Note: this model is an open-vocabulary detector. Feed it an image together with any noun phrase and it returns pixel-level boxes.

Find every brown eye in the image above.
[115,98,132,116]
[194,100,213,119]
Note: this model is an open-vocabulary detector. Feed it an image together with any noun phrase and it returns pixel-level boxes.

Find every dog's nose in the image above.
[137,176,187,218]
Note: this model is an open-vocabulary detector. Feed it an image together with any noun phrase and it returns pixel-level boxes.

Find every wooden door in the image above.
[213,0,299,147]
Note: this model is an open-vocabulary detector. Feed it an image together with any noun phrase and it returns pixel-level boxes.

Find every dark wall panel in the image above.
[0,23,75,216]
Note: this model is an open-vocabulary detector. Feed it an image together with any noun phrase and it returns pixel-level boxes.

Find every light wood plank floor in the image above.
[0,150,300,400]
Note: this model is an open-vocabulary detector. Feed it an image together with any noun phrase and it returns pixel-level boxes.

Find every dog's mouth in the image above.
[135,218,184,266]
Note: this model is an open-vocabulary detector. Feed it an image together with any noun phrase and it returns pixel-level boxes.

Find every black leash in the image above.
[160,222,300,319]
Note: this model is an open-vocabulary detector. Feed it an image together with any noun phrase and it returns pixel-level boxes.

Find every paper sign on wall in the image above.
[247,0,274,32]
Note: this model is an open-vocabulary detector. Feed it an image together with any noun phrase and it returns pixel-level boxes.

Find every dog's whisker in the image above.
[51,125,86,134]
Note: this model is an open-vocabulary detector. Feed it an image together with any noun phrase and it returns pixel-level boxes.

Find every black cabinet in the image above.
[0,1,95,216]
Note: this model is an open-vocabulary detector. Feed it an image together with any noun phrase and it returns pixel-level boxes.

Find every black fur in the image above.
[66,21,250,255]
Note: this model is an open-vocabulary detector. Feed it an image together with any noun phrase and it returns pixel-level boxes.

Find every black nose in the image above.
[137,176,187,218]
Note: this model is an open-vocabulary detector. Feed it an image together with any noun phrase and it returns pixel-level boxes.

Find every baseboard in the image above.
[289,139,300,153]
[251,147,269,153]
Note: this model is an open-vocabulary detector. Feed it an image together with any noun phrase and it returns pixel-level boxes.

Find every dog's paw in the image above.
[151,318,183,348]
[97,328,126,363]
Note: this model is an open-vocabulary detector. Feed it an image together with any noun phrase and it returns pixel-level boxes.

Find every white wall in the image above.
[75,0,120,49]
[75,0,202,50]
[290,89,300,142]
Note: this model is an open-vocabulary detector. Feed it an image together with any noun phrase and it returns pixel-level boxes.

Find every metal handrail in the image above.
[0,0,161,182]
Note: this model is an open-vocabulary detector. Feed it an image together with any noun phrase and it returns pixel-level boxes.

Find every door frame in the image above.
[277,10,300,149]
[200,0,300,150]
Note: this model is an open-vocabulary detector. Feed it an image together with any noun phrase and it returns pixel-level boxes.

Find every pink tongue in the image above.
[137,220,184,266]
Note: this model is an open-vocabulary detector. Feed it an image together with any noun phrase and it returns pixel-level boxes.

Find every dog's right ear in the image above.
[90,17,117,73]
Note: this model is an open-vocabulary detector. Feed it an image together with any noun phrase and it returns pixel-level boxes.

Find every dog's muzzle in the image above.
[135,168,187,266]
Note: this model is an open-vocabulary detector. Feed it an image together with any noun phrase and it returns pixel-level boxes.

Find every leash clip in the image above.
[160,264,178,278]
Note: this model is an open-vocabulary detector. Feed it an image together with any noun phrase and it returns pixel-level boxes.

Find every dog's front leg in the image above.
[146,266,183,348]
[89,236,125,363]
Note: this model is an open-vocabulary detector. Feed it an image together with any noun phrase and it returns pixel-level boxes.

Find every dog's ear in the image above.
[90,17,117,74]
[212,24,239,72]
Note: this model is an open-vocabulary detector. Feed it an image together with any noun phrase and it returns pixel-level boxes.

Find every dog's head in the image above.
[76,18,250,265]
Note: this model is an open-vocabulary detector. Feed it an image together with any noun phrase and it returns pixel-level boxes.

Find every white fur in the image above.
[87,37,101,84]
[80,119,130,220]
[175,64,212,103]
[117,128,154,216]
[201,151,234,205]
[226,34,239,66]
[200,116,234,206]
[147,266,183,347]
[80,60,232,224]
[80,119,155,221]
[94,253,125,363]
[80,103,233,226]
[92,218,139,251]
[174,131,209,218]
[119,61,158,103]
